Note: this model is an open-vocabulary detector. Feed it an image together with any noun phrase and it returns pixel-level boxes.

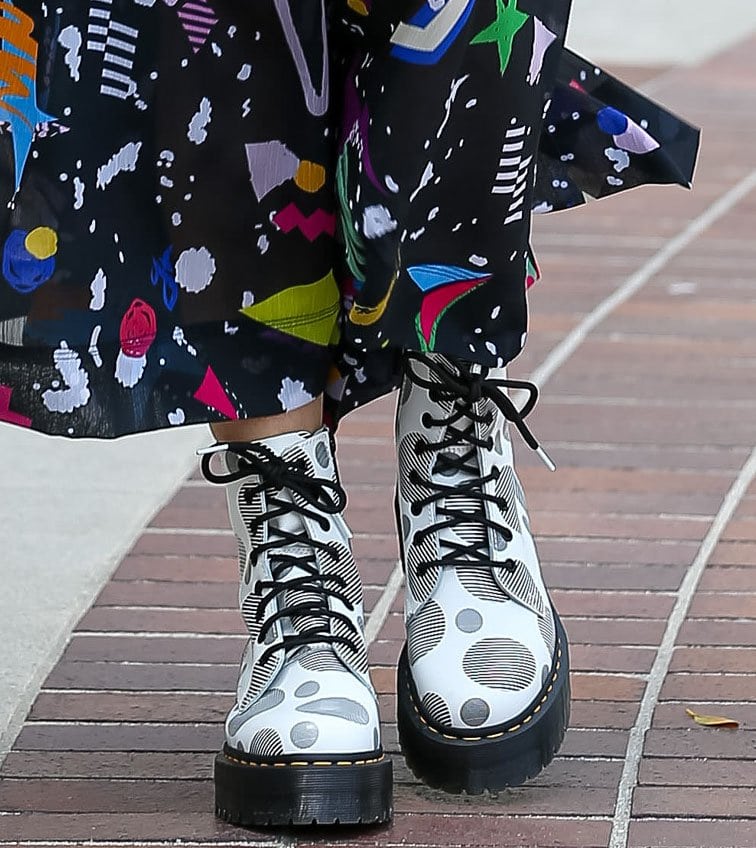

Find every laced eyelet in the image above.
[486,438,494,450]
[421,412,433,427]
[410,503,422,517]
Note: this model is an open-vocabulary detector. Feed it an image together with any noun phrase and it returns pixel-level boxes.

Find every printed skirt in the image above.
[0,1,699,437]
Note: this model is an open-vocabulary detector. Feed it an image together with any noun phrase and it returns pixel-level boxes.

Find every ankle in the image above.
[210,395,323,443]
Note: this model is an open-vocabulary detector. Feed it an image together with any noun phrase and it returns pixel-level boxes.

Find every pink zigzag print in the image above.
[0,385,32,428]
[177,0,219,54]
[273,203,336,242]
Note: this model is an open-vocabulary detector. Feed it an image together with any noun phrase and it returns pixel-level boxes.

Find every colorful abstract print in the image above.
[0,1,698,437]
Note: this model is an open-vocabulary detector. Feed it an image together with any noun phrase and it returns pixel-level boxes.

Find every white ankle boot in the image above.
[394,353,570,794]
[202,427,392,826]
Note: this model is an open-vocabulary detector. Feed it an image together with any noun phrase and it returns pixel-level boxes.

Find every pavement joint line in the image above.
[536,440,751,453]
[0,843,282,848]
[569,671,649,678]
[536,536,708,544]
[143,527,234,536]
[543,539,691,547]
[662,670,756,677]
[543,395,756,409]
[365,559,404,646]
[24,721,223,727]
[608,443,756,848]
[40,688,237,696]
[660,698,756,704]
[56,661,241,668]
[69,632,246,639]
[543,514,714,523]
[524,168,756,398]
[627,816,756,823]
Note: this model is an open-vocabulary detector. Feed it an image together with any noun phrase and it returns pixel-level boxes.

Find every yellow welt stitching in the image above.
[223,753,384,768]
[407,636,565,741]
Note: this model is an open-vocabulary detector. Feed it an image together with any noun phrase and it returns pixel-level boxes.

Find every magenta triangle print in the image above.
[174,0,219,54]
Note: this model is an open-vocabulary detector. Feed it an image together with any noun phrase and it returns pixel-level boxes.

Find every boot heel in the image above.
[397,613,570,795]
[215,747,393,826]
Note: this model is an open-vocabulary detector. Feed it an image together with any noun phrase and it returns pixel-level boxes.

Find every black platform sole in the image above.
[397,613,571,795]
[214,747,393,826]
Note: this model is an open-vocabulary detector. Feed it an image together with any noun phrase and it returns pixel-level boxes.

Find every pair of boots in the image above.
[200,353,571,827]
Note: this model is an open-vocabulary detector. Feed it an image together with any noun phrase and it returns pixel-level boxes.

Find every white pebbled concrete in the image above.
[568,0,756,66]
[0,424,207,758]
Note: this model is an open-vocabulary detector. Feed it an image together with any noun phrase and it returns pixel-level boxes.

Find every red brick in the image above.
[370,666,396,695]
[569,700,637,729]
[570,645,656,674]
[532,512,708,541]
[660,673,756,701]
[113,555,236,582]
[559,728,629,758]
[639,757,756,787]
[644,729,756,759]
[563,618,666,646]
[0,778,213,813]
[571,674,646,701]
[0,812,270,842]
[0,751,212,780]
[76,608,244,634]
[29,692,230,723]
[63,634,245,664]
[518,466,730,496]
[710,542,756,566]
[537,538,698,566]
[678,620,756,646]
[543,563,686,591]
[699,567,756,592]
[653,702,756,728]
[551,590,675,619]
[670,647,756,673]
[130,533,235,558]
[634,786,756,817]
[299,814,611,848]
[95,580,237,608]
[630,819,756,848]
[393,783,617,816]
[44,661,236,692]
[688,593,756,619]
[13,723,222,752]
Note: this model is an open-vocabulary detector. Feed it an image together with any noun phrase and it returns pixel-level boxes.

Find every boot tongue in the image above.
[435,406,488,551]
[267,436,333,655]
[266,487,331,646]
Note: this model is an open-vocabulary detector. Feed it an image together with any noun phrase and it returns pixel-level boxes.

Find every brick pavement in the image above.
[2,44,756,848]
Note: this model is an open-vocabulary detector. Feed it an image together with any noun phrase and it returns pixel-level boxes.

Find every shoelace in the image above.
[402,352,553,577]
[201,442,360,664]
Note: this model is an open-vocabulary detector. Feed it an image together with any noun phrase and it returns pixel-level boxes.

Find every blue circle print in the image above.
[3,230,56,294]
[597,106,630,136]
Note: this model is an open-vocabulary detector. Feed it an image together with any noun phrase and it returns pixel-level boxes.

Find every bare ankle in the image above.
[210,395,323,443]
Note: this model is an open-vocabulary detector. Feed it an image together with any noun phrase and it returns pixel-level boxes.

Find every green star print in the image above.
[471,0,530,75]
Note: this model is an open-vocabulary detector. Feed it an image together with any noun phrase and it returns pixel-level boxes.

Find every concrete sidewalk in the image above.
[0,22,755,848]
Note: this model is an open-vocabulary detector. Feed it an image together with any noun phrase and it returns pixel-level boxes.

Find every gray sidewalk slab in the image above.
[0,425,207,756]
[568,0,756,65]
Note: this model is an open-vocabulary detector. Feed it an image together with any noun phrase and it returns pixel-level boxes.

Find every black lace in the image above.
[403,352,546,578]
[202,442,360,664]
